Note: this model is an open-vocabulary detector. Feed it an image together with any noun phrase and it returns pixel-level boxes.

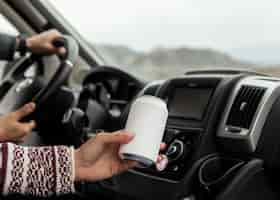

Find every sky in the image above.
[1,0,280,63]
[49,0,280,53]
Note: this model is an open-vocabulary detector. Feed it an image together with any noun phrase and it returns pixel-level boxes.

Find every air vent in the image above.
[226,85,266,129]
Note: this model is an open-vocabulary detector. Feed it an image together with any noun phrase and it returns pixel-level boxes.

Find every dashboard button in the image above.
[166,145,177,155]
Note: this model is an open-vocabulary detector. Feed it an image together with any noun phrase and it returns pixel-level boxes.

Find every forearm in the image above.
[0,33,17,61]
[0,143,75,196]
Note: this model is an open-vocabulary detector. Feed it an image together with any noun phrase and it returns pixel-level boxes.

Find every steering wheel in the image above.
[0,35,79,114]
[80,66,144,132]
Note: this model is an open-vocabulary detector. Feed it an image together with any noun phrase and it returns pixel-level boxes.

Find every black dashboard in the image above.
[134,76,223,181]
[79,69,280,200]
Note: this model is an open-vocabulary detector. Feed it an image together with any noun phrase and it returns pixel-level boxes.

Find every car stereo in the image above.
[158,77,219,123]
[168,87,213,121]
[133,77,220,181]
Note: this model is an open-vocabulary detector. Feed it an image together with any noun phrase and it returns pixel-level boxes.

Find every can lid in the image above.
[121,153,154,168]
[135,95,167,110]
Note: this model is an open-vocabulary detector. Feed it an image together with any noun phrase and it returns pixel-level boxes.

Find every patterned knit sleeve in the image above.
[0,143,75,196]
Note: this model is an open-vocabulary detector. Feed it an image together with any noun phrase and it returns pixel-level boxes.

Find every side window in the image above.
[0,14,18,35]
[0,14,19,76]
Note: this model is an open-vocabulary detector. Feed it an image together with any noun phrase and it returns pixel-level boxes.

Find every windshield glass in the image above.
[51,0,280,80]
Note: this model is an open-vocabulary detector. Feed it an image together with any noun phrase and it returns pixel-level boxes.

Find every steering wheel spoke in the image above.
[1,72,19,85]
[0,80,13,100]
[0,55,35,100]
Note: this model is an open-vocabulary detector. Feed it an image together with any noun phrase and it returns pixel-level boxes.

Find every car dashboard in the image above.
[81,72,280,200]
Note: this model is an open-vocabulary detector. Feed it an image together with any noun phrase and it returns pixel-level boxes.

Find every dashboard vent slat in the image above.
[226,85,266,129]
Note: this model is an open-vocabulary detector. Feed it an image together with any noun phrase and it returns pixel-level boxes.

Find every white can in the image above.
[119,95,168,167]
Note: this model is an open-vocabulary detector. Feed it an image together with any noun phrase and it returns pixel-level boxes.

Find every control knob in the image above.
[166,139,184,162]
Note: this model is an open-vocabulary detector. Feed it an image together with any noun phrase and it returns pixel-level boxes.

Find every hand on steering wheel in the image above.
[0,34,79,114]
[25,29,66,55]
[0,102,36,142]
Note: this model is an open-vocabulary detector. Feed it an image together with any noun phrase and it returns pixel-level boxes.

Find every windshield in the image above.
[51,0,280,80]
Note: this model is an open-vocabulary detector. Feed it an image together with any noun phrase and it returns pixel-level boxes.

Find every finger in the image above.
[160,143,166,151]
[97,131,134,145]
[25,120,36,130]
[45,43,59,54]
[58,47,66,55]
[12,103,36,120]
[156,154,168,171]
[49,29,62,39]
[157,155,164,163]
[48,40,65,54]
[18,120,36,135]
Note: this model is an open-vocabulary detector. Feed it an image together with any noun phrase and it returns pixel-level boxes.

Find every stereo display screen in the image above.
[168,87,213,120]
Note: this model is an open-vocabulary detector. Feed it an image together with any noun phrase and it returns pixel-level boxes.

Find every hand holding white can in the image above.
[119,95,168,167]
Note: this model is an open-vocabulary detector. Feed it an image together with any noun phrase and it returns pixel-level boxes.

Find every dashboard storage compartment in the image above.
[196,156,278,200]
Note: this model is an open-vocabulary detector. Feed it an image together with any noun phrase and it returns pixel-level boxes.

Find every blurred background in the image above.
[2,0,280,80]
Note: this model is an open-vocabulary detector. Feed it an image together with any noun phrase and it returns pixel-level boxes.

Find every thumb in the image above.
[12,103,36,120]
